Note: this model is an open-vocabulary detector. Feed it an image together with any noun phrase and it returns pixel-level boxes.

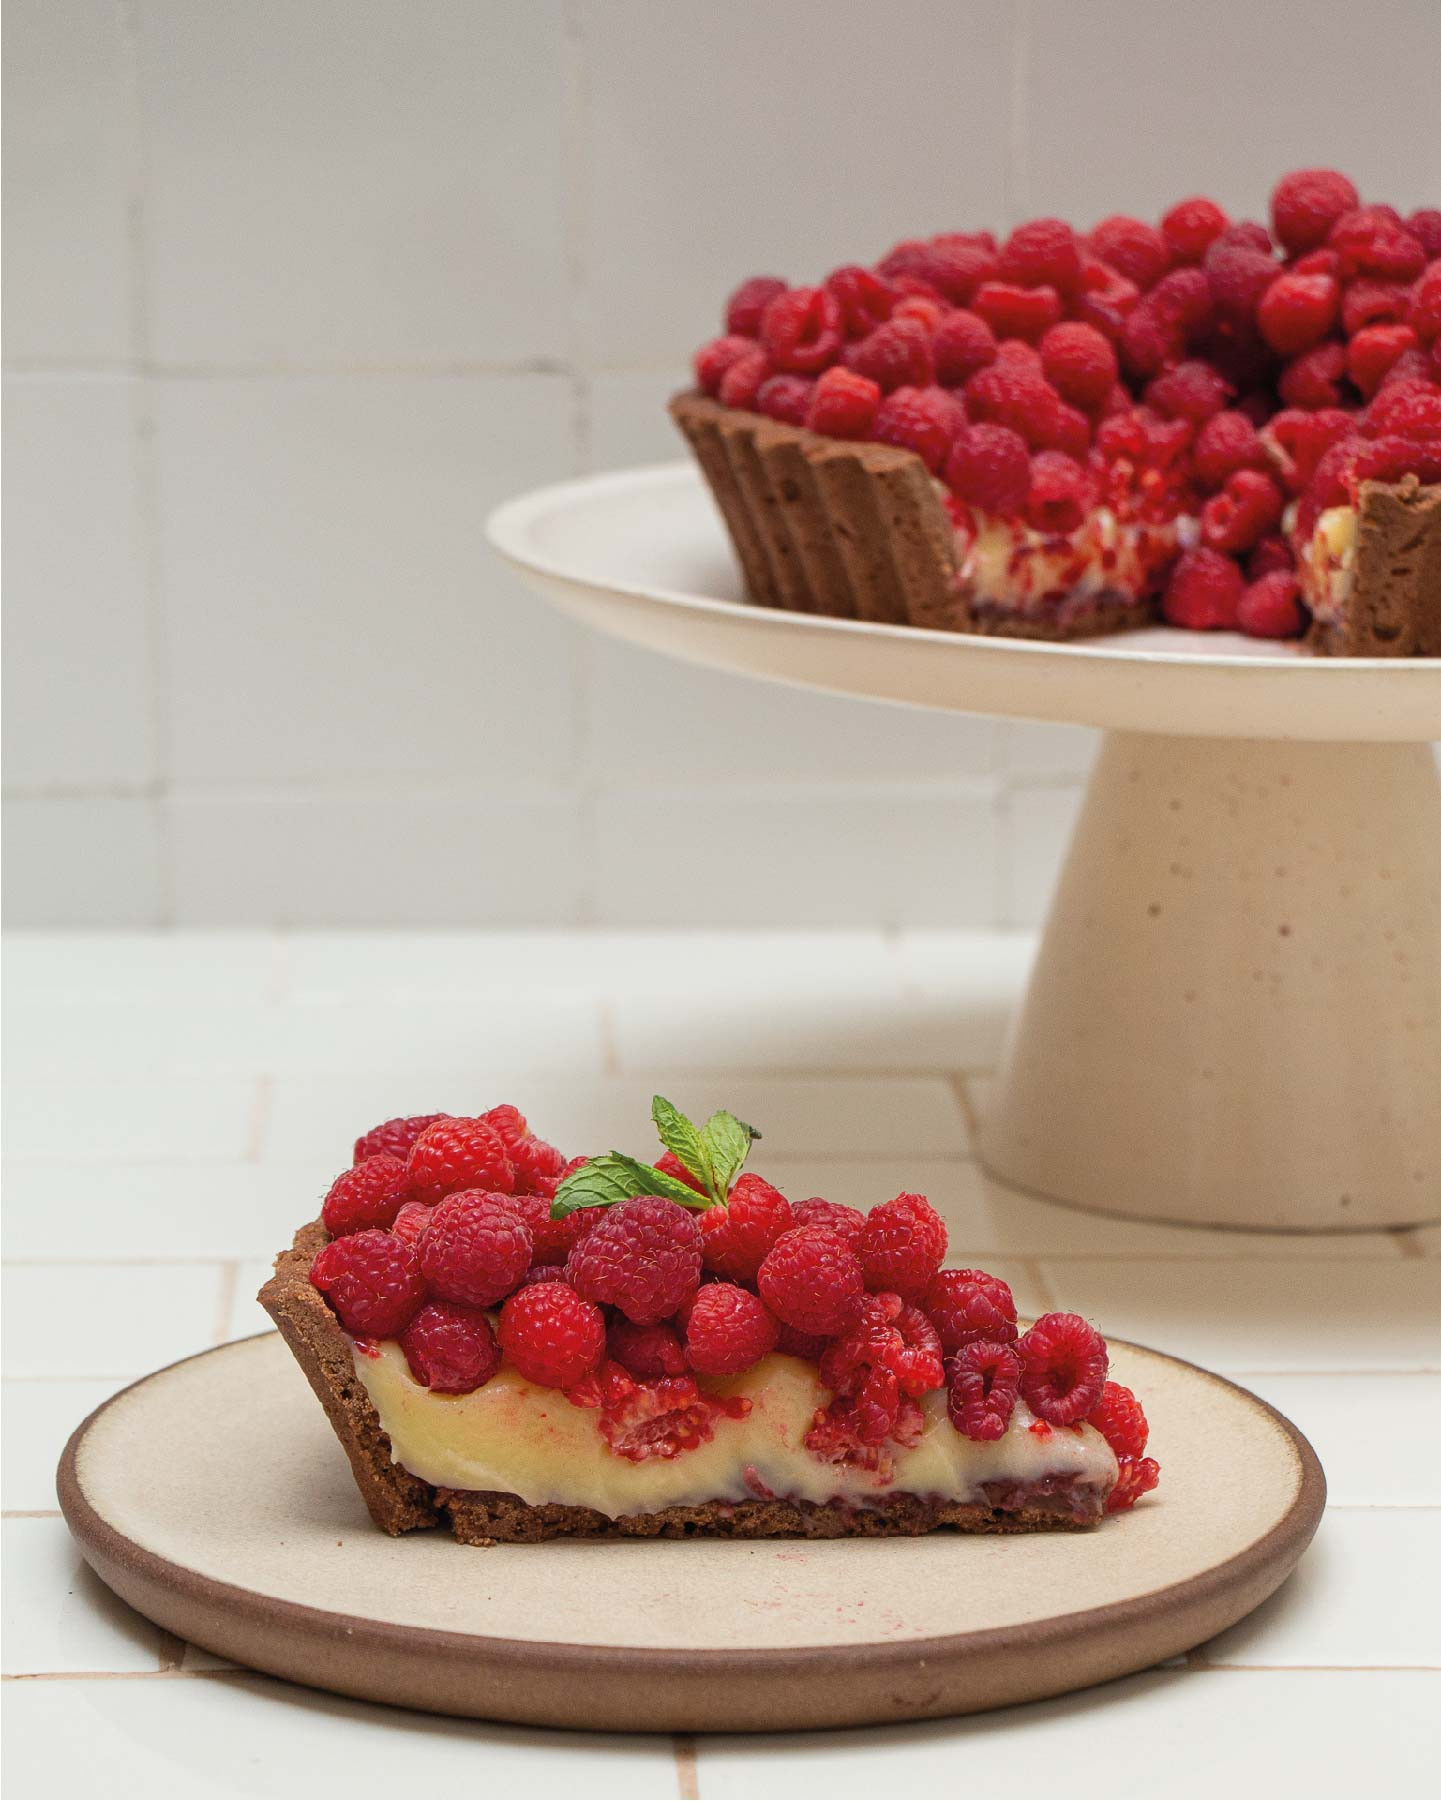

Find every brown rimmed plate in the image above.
[58,1331,1323,1732]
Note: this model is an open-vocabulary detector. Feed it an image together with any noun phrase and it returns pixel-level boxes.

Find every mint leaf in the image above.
[550,1151,717,1219]
[700,1109,759,1194]
[650,1095,719,1201]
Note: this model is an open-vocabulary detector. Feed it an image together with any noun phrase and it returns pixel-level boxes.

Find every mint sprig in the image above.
[549,1096,762,1219]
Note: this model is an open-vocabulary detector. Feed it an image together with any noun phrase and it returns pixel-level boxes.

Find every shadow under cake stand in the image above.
[489,462,1441,1233]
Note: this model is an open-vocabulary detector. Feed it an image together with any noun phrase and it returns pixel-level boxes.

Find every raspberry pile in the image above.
[305,1099,1157,1508]
[691,169,1441,639]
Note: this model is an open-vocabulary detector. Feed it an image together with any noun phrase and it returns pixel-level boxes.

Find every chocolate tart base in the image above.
[1306,476,1441,657]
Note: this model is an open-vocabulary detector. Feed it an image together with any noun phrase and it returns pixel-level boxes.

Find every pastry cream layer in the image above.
[353,1345,1118,1517]
[956,508,1188,613]
[1296,503,1356,623]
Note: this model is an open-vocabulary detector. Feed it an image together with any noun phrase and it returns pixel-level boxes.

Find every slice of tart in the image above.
[673,167,1441,652]
[260,1098,1158,1545]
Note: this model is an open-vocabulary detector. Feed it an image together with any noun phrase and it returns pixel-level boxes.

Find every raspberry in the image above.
[1074,259,1141,338]
[1162,547,1244,631]
[791,1197,866,1245]
[1329,210,1426,282]
[1138,408,1194,470]
[607,1316,688,1381]
[1271,169,1360,254]
[1353,433,1441,486]
[1410,263,1441,344]
[947,1339,1022,1442]
[1042,402,1092,460]
[566,1195,702,1324]
[1086,1380,1149,1459]
[310,1229,425,1338]
[1026,450,1096,534]
[399,1300,501,1394]
[758,286,843,374]
[848,316,935,392]
[1192,409,1264,490]
[1347,323,1418,398]
[653,1150,705,1195]
[1216,220,1275,255]
[925,1267,1018,1354]
[806,365,881,439]
[1262,405,1355,491]
[684,1283,780,1376]
[824,264,896,338]
[1200,468,1285,555]
[1238,571,1305,640]
[1146,359,1232,423]
[530,1198,600,1267]
[717,345,768,410]
[932,309,998,385]
[516,1261,568,1287]
[819,1292,945,1443]
[498,1280,605,1389]
[508,1134,567,1195]
[596,1371,747,1462]
[1247,534,1294,581]
[1277,341,1349,410]
[1296,439,1361,542]
[857,1192,947,1301]
[418,1190,532,1306]
[1150,267,1216,340]
[694,335,758,398]
[1204,239,1279,328]
[755,374,815,426]
[1408,211,1441,258]
[390,1199,432,1246]
[1119,301,1184,380]
[353,1113,446,1166]
[757,1227,864,1335]
[1257,272,1340,354]
[971,280,1062,343]
[873,384,964,472]
[322,1153,411,1237]
[1016,1312,1108,1427]
[407,1116,514,1205]
[998,219,1082,297]
[805,1394,925,1474]
[994,337,1044,374]
[1088,216,1169,290]
[775,1321,830,1361]
[880,236,997,304]
[1341,277,1413,337]
[698,1173,793,1281]
[1365,381,1441,441]
[945,423,1031,515]
[965,362,1062,449]
[1039,321,1117,410]
[1108,1455,1162,1512]
[893,294,946,334]
[1161,197,1229,264]
[724,275,787,338]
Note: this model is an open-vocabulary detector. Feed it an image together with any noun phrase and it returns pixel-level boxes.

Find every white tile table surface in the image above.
[3,928,1438,1799]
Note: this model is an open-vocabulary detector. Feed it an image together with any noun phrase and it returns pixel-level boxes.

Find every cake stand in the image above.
[488,463,1441,1232]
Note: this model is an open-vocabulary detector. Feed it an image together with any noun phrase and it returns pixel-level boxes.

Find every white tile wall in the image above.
[4,0,1439,928]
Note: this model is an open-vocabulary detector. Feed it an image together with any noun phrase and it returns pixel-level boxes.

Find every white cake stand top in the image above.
[487,462,1441,743]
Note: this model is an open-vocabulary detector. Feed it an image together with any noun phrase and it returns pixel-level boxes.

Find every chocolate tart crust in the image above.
[1306,476,1441,657]
[261,1223,1107,1545]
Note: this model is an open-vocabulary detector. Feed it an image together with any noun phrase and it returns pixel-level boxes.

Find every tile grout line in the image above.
[595,997,622,1077]
[1391,1228,1426,1260]
[213,1261,240,1346]
[673,1732,699,1800]
[243,1074,274,1162]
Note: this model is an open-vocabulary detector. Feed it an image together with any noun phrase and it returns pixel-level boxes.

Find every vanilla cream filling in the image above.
[353,1345,1118,1517]
[1295,503,1357,623]
[954,506,1188,613]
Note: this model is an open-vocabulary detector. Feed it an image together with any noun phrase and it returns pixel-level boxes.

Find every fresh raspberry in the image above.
[755,374,815,427]
[945,423,1031,515]
[775,1321,830,1360]
[857,1192,947,1301]
[1296,439,1361,542]
[1192,409,1265,490]
[1271,169,1360,254]
[530,1199,601,1267]
[390,1199,432,1246]
[1119,301,1184,379]
[418,1190,532,1306]
[848,317,935,392]
[595,1371,748,1462]
[1088,216,1169,290]
[790,1197,866,1245]
[652,1150,705,1195]
[994,337,1045,374]
[497,1280,605,1389]
[1073,258,1141,338]
[1138,407,1195,470]
[758,286,843,374]
[1149,267,1216,340]
[399,1300,501,1394]
[1161,197,1229,264]
[607,1316,689,1381]
[757,1227,864,1335]
[1039,321,1117,410]
[806,365,882,439]
[880,236,997,305]
[1383,345,1438,389]
[819,1292,945,1444]
[824,264,896,338]
[1257,272,1340,354]
[479,1103,529,1145]
[1408,211,1441,258]
[1347,323,1418,398]
[508,1134,568,1195]
[1217,220,1275,255]
[694,335,758,398]
[717,345,768,410]
[1108,1455,1162,1512]
[321,1153,411,1237]
[1410,263,1441,344]
[873,384,964,472]
[1146,359,1233,422]
[407,1116,514,1205]
[971,280,1062,342]
[1026,451,1096,534]
[1237,571,1305,640]
[1162,547,1244,631]
[1353,432,1441,485]
[964,362,1062,449]
[516,1261,569,1287]
[1364,381,1441,441]
[683,1282,780,1376]
[565,1195,702,1324]
[1247,534,1295,581]
[1277,341,1349,410]
[353,1113,446,1166]
[1262,405,1355,491]
[724,275,787,339]
[947,1339,1022,1442]
[1329,210,1426,282]
[1086,1380,1149,1459]
[698,1173,793,1281]
[1095,407,1147,464]
[1204,239,1280,327]
[310,1229,425,1338]
[892,293,946,334]
[1200,468,1285,555]
[925,1267,1018,1354]
[998,219,1082,297]
[1341,277,1413,337]
[932,309,998,385]
[1041,402,1092,460]
[804,1393,926,1473]
[1016,1312,1109,1427]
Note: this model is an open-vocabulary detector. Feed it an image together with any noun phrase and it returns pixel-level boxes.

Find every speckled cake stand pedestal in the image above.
[489,463,1441,1232]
